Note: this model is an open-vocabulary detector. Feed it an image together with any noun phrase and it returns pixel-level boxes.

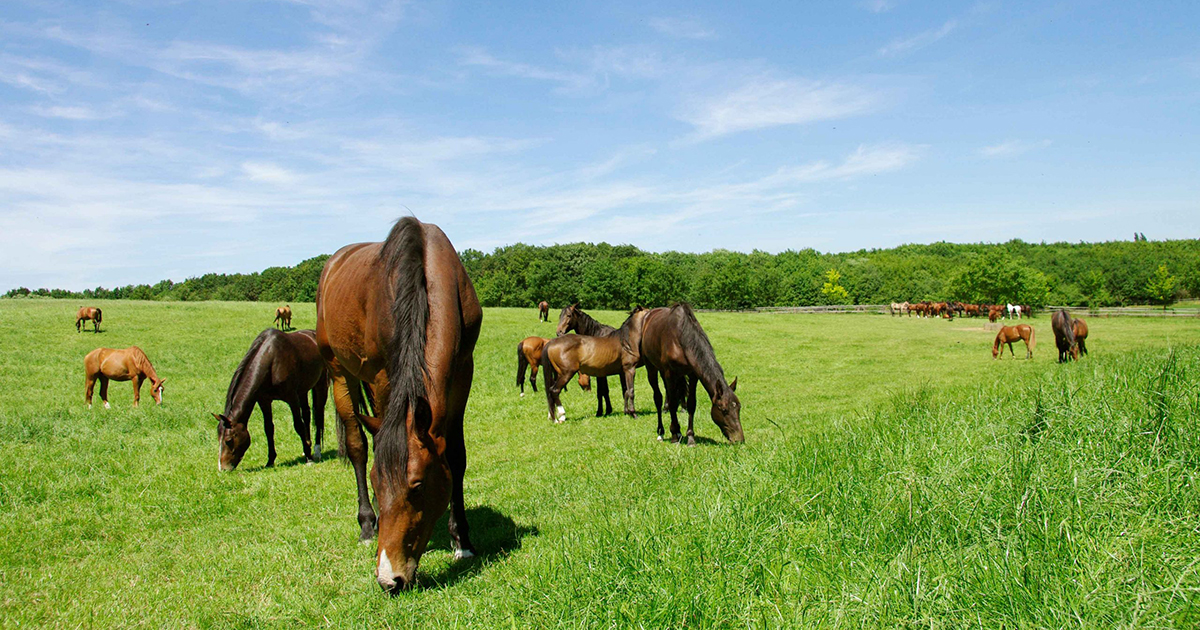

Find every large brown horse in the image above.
[541,307,648,424]
[1051,308,1079,363]
[639,304,744,445]
[76,306,102,333]
[84,346,166,408]
[274,305,292,330]
[993,324,1035,359]
[316,217,480,592]
[554,304,628,416]
[214,329,328,471]
[516,337,589,396]
[538,301,549,322]
[1073,318,1089,356]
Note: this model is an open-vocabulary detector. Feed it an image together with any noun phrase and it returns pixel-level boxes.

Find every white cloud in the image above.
[241,161,299,184]
[979,139,1051,158]
[862,0,896,12]
[678,75,879,139]
[457,47,597,93]
[878,19,957,56]
[30,105,108,120]
[648,17,716,40]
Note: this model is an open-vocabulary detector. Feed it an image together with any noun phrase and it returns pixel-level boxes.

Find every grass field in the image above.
[2,299,1199,628]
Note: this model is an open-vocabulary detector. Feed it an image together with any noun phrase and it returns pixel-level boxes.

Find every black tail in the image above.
[541,343,558,417]
[94,308,102,324]
[516,341,529,391]
[375,217,428,485]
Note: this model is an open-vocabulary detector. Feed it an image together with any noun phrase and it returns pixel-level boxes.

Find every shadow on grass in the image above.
[419,505,538,590]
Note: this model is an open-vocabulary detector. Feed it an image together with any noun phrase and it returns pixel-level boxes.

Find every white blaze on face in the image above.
[377,549,395,586]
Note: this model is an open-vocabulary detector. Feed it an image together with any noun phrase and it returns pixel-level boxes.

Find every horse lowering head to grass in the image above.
[316,217,480,593]
[214,328,328,471]
[639,303,744,445]
[76,306,102,333]
[84,346,165,408]
[993,324,1035,359]
[1073,318,1089,356]
[274,305,292,330]
[1051,309,1079,363]
[538,301,550,322]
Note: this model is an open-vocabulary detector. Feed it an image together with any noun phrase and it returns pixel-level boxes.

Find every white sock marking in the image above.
[454,548,475,560]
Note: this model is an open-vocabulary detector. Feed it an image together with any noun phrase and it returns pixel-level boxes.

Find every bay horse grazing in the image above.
[541,307,649,424]
[316,217,480,592]
[1051,309,1079,363]
[538,301,550,322]
[516,337,589,396]
[274,305,292,330]
[639,304,744,445]
[555,304,627,416]
[84,347,166,408]
[1073,318,1089,356]
[214,329,329,471]
[76,306,102,333]
[993,324,1035,359]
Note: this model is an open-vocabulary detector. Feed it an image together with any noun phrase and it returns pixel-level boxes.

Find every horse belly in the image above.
[100,357,131,380]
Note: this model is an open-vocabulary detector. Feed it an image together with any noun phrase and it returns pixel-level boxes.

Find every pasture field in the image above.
[2,299,1199,628]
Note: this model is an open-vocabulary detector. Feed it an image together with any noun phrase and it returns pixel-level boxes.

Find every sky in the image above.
[1,0,1198,291]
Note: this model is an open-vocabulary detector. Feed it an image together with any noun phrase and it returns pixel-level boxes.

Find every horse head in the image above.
[151,377,166,405]
[214,411,250,471]
[711,377,744,443]
[556,303,579,337]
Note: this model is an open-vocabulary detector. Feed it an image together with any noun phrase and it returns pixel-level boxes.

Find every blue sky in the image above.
[1,0,1198,290]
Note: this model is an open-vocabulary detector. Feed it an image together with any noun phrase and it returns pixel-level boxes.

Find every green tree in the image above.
[821,269,850,304]
[1146,263,1177,310]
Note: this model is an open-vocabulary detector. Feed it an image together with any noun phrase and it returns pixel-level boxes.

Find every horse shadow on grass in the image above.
[417,505,538,590]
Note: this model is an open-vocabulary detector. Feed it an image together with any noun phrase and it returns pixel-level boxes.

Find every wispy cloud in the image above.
[878,19,957,56]
[30,105,109,120]
[456,47,598,93]
[678,75,880,140]
[648,16,716,40]
[241,161,299,184]
[979,139,1051,158]
[862,0,896,13]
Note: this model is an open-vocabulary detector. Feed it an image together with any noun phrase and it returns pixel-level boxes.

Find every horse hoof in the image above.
[687,436,697,447]
[103,402,110,410]
[657,435,663,441]
[313,445,322,461]
[520,392,525,398]
[454,548,476,560]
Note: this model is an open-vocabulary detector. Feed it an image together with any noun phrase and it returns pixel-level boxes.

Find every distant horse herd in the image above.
[68,218,1089,593]
[890,301,1031,322]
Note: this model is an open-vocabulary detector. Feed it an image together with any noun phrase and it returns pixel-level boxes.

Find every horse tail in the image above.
[376,217,428,486]
[541,342,558,411]
[516,340,529,389]
[94,308,102,324]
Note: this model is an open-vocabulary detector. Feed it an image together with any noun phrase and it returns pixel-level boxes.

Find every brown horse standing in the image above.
[993,324,1035,359]
[541,307,648,424]
[76,306,102,333]
[639,304,744,445]
[538,301,550,322]
[316,217,479,592]
[214,329,329,471]
[516,337,589,396]
[1073,318,1089,356]
[84,347,166,408]
[554,304,631,417]
[274,305,292,330]
[1051,308,1079,363]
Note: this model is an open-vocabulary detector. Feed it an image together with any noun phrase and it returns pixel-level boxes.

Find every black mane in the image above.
[225,329,274,414]
[563,306,617,337]
[671,303,728,393]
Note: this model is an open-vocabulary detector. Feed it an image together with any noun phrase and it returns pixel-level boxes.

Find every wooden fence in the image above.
[700,305,1200,317]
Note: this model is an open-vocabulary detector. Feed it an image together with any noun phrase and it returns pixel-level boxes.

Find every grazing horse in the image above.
[1051,309,1079,363]
[316,217,480,592]
[993,324,1035,359]
[890,302,908,316]
[541,307,649,424]
[516,336,590,396]
[988,305,1005,323]
[538,301,550,322]
[639,303,744,445]
[76,306,102,333]
[1073,318,1089,356]
[84,346,166,408]
[274,305,292,330]
[555,304,627,416]
[214,329,329,471]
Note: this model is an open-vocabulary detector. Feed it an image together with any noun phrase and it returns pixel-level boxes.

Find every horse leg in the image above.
[684,375,699,446]
[131,375,141,407]
[646,365,664,441]
[549,370,573,423]
[622,363,637,417]
[312,373,328,461]
[530,363,538,394]
[666,377,684,443]
[259,400,277,467]
[595,376,609,417]
[446,355,477,560]
[99,376,110,409]
[292,395,315,464]
[330,371,376,540]
[85,373,95,408]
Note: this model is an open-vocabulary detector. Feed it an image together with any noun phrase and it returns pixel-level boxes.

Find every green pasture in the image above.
[1,299,1199,627]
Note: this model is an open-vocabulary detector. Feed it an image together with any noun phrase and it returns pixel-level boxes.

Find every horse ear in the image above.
[158,377,167,385]
[729,377,738,391]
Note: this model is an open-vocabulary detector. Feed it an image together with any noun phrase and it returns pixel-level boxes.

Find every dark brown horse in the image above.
[639,304,744,445]
[76,306,102,333]
[1051,308,1079,363]
[988,305,1005,323]
[516,336,589,396]
[538,301,550,322]
[993,324,1035,359]
[274,305,292,330]
[316,217,480,592]
[84,346,166,408]
[1073,318,1089,356]
[541,307,648,423]
[214,329,329,471]
[554,304,628,416]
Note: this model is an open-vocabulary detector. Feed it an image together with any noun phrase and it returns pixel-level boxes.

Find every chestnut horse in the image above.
[76,306,102,333]
[1051,309,1079,363]
[274,305,292,330]
[1073,318,1089,356]
[84,346,166,408]
[639,304,744,445]
[516,336,589,396]
[214,328,329,471]
[538,301,550,322]
[555,304,628,416]
[316,217,480,592]
[993,324,1035,359]
[541,307,648,424]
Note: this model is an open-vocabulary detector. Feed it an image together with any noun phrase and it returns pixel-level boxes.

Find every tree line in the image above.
[6,238,1197,310]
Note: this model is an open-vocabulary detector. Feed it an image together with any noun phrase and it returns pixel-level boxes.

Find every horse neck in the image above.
[575,311,615,336]
[134,350,159,382]
[675,316,727,401]
[225,343,274,424]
